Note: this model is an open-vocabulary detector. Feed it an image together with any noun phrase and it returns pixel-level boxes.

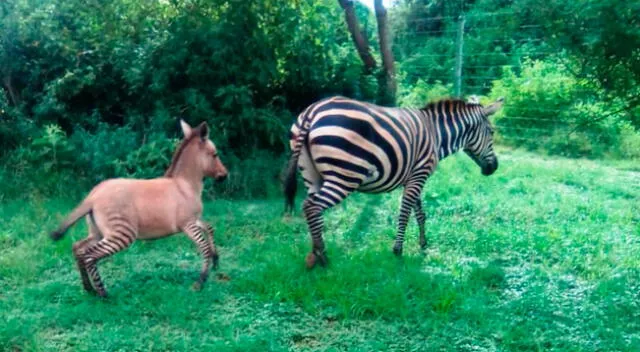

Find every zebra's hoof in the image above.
[393,246,403,257]
[192,282,203,291]
[305,250,329,269]
[305,252,317,269]
[317,252,329,267]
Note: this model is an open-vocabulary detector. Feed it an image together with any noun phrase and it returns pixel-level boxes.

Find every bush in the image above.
[398,79,454,107]
[0,121,288,201]
[489,59,640,158]
[0,0,369,200]
[209,150,288,200]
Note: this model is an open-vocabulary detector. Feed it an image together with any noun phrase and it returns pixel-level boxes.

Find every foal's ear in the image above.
[180,119,193,138]
[197,122,209,141]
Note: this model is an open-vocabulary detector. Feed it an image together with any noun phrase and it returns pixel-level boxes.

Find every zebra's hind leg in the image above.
[303,181,353,269]
[393,176,427,256]
[414,198,427,251]
[80,232,135,297]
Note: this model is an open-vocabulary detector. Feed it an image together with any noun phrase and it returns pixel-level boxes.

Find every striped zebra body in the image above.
[284,96,503,268]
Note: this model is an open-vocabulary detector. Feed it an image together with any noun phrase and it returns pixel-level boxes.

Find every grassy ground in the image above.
[1,149,639,351]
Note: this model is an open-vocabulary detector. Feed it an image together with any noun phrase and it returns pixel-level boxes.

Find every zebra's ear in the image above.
[483,97,504,116]
[180,119,193,138]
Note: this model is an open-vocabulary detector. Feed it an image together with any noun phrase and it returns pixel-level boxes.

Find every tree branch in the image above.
[338,0,376,74]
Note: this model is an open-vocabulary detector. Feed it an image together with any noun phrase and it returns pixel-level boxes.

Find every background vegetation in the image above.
[1,0,639,199]
[2,149,639,351]
[1,1,639,351]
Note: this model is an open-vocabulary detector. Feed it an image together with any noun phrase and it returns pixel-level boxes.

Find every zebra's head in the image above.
[464,97,504,176]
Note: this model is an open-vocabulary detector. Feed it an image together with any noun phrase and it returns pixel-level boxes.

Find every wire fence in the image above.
[390,8,621,150]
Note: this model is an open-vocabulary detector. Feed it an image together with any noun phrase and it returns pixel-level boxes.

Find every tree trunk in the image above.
[2,74,18,106]
[374,0,396,106]
[338,0,376,74]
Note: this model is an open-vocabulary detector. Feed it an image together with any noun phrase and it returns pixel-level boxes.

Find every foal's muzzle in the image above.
[215,174,228,182]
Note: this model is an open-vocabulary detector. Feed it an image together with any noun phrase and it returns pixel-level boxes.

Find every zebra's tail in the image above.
[283,124,311,215]
[50,201,93,241]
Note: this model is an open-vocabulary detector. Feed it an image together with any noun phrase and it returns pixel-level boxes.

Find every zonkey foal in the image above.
[50,120,228,297]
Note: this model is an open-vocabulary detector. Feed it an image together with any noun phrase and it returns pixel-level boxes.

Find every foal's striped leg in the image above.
[72,216,103,293]
[81,231,135,297]
[303,181,354,269]
[393,175,428,256]
[202,221,219,269]
[183,221,215,290]
[72,237,98,293]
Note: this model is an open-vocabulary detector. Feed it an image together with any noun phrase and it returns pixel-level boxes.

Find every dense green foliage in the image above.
[1,150,639,350]
[391,0,640,159]
[0,0,374,198]
[1,0,639,199]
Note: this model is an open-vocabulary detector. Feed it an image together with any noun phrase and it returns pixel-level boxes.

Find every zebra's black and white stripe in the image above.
[283,95,504,268]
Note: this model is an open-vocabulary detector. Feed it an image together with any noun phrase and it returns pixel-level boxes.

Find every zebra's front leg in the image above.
[183,221,216,290]
[414,198,427,251]
[393,177,427,256]
[303,181,352,269]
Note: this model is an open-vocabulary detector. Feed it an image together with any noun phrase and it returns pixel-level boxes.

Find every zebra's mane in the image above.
[421,98,481,112]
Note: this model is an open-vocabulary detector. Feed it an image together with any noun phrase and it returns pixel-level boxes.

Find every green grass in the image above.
[1,148,639,351]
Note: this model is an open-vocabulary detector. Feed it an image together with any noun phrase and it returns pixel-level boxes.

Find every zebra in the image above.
[283,95,504,269]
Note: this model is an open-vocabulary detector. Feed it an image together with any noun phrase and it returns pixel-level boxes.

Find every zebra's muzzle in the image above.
[482,160,498,176]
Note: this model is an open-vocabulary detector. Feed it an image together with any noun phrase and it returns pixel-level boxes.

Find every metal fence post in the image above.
[454,15,465,97]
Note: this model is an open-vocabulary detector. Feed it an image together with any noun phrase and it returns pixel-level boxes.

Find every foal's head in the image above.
[165,120,228,181]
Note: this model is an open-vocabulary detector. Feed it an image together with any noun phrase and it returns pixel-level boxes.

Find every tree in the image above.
[337,0,376,74]
[337,0,397,105]
[374,0,396,105]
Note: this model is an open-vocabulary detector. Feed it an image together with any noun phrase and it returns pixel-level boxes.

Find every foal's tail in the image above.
[50,201,93,241]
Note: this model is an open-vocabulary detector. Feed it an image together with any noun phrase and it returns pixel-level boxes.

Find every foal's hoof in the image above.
[305,250,329,269]
[393,246,403,257]
[93,290,108,299]
[81,282,96,293]
[212,253,219,269]
[192,282,203,291]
